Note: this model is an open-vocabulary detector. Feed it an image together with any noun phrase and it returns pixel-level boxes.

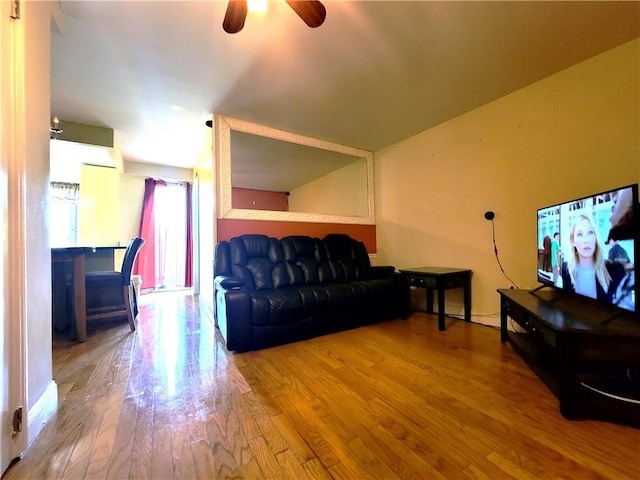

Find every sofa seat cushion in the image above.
[322,283,362,309]
[250,289,304,327]
[250,281,372,327]
[292,285,330,313]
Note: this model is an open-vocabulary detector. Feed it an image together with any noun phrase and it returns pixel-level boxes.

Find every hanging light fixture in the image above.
[223,0,325,34]
[50,115,63,139]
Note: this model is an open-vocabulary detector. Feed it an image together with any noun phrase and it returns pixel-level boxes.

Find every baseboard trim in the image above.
[27,380,58,447]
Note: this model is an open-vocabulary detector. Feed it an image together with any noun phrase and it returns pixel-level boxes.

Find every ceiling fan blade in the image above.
[223,0,248,34]
[285,1,326,28]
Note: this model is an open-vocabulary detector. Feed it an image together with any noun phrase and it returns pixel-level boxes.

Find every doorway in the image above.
[153,181,191,291]
[136,179,194,294]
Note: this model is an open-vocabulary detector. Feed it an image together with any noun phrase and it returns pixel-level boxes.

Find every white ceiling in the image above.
[50,1,640,170]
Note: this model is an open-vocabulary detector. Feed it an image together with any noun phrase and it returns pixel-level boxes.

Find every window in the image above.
[49,182,79,247]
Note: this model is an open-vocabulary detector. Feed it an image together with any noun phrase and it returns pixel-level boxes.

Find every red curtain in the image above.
[135,178,163,289]
[185,182,193,287]
[135,178,194,291]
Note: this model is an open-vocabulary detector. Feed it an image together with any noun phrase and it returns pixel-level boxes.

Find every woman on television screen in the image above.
[561,214,625,304]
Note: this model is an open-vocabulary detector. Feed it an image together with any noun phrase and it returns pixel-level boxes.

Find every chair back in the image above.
[121,237,145,285]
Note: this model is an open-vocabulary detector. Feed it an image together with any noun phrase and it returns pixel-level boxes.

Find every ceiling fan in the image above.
[223,0,326,34]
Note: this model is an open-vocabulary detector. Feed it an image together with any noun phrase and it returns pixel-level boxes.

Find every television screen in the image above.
[537,184,638,313]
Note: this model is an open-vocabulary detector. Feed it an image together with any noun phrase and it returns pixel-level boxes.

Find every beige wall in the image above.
[24,0,54,416]
[290,159,369,216]
[21,1,60,446]
[374,39,640,326]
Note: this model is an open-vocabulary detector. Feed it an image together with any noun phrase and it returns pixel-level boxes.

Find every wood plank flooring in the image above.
[3,291,639,479]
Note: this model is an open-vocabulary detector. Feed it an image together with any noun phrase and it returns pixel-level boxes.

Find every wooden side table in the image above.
[399,267,472,331]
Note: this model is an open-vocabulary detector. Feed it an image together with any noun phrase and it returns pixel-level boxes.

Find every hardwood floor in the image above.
[3,291,639,479]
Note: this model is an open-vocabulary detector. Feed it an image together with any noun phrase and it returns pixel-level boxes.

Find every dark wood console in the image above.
[498,288,640,428]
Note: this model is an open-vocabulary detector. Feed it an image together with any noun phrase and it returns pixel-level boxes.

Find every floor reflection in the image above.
[135,290,219,405]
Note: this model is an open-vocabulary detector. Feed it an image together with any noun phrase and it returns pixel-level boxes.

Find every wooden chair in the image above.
[85,237,145,331]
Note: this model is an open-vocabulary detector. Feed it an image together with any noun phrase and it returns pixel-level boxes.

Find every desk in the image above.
[51,246,125,342]
[399,267,472,331]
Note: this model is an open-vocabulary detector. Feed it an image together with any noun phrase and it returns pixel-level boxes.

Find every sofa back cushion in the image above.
[217,233,372,289]
[229,234,289,290]
[323,234,371,281]
[281,235,338,285]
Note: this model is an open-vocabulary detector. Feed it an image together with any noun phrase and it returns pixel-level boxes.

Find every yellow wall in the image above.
[290,159,369,216]
[194,135,215,315]
[119,173,145,245]
[79,165,120,246]
[374,39,640,327]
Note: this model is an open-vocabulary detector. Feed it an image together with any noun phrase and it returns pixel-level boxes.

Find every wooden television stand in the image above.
[498,288,640,428]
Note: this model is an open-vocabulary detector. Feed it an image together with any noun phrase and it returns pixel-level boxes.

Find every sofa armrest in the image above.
[216,286,253,352]
[215,275,245,290]
[368,265,396,279]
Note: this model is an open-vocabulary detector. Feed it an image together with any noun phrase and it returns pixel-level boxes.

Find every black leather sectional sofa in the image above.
[214,233,409,352]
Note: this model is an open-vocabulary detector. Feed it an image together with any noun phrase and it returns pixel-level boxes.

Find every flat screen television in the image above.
[537,183,638,314]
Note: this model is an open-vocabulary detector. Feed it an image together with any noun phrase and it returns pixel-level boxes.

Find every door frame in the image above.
[1,0,28,474]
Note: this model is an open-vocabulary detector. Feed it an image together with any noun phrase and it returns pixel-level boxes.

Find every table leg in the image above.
[464,273,471,322]
[72,254,87,342]
[437,287,445,331]
[51,260,68,331]
[500,295,508,342]
[426,288,434,313]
